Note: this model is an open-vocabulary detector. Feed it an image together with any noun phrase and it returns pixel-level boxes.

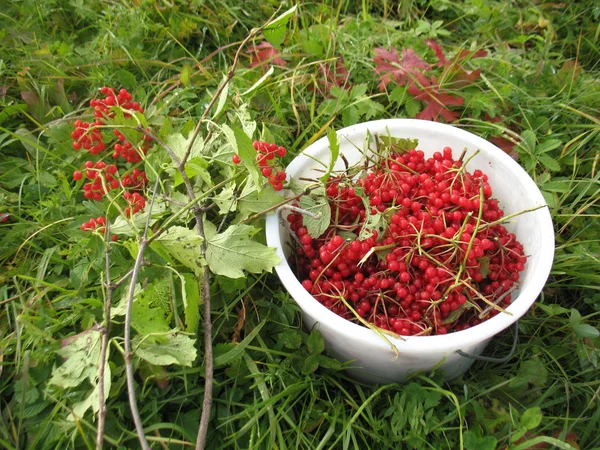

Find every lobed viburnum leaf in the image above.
[166,132,204,162]
[50,329,102,389]
[154,226,205,276]
[49,329,111,420]
[134,332,197,367]
[299,186,331,239]
[236,181,282,222]
[204,221,280,279]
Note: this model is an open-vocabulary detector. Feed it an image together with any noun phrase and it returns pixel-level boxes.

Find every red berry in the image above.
[73,170,83,181]
[232,154,241,164]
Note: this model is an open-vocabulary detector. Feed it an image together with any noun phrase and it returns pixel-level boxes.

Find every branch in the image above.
[96,222,113,449]
[180,7,282,168]
[123,176,161,450]
[136,127,214,450]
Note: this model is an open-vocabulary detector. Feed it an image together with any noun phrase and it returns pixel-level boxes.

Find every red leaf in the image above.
[373,46,431,91]
[427,40,487,87]
[408,76,464,122]
[247,41,287,69]
[317,57,351,94]
[426,40,447,67]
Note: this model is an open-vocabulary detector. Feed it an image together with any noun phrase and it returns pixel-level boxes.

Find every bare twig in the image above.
[96,222,113,449]
[124,176,161,450]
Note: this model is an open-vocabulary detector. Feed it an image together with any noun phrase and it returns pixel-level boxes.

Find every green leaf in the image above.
[537,303,570,316]
[135,332,197,367]
[263,5,297,48]
[116,69,137,91]
[321,127,340,184]
[538,155,561,171]
[573,324,600,338]
[377,136,419,154]
[237,182,282,221]
[132,289,170,335]
[405,97,421,117]
[213,320,266,367]
[359,210,384,240]
[212,75,229,118]
[342,106,360,127]
[180,63,192,88]
[389,86,407,105]
[241,66,275,96]
[307,329,325,355]
[278,329,302,350]
[222,124,261,187]
[183,272,202,334]
[50,330,102,389]
[464,430,497,450]
[509,357,549,388]
[302,354,320,375]
[175,157,212,187]
[537,139,562,154]
[518,130,537,154]
[299,187,331,238]
[318,355,342,370]
[205,222,280,279]
[72,363,111,419]
[165,132,204,163]
[154,226,205,276]
[521,407,543,430]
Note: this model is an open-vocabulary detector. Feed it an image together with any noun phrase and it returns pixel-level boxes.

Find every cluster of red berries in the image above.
[80,216,118,241]
[232,140,287,191]
[124,192,146,216]
[289,146,527,336]
[72,119,105,154]
[90,87,144,118]
[72,87,152,240]
[122,168,148,188]
[74,161,120,201]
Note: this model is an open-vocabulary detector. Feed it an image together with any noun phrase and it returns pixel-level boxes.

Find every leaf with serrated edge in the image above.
[205,222,279,278]
[299,186,331,238]
[134,333,197,366]
[166,132,204,162]
[155,226,205,276]
[50,330,102,389]
[237,182,282,221]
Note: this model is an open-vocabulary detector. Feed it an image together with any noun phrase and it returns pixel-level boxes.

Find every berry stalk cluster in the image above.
[71,87,152,240]
[288,145,526,336]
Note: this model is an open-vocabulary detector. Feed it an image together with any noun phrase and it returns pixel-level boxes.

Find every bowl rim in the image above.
[266,118,555,353]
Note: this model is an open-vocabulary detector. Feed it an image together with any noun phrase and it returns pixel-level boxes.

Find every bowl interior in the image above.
[267,119,554,351]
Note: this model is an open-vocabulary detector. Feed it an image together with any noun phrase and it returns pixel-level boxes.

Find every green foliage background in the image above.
[1,0,599,449]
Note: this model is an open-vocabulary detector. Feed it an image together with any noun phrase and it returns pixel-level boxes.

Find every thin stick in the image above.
[96,222,113,449]
[181,8,282,168]
[124,177,161,450]
[135,126,213,450]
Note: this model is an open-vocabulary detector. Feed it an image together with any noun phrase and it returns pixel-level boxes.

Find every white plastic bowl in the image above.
[266,119,554,384]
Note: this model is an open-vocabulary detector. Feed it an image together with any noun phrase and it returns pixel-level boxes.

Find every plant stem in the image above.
[124,176,160,450]
[96,222,113,450]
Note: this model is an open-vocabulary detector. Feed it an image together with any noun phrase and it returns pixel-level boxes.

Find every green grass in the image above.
[1,1,600,449]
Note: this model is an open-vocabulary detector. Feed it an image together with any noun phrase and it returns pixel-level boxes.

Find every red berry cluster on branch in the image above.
[232,140,288,191]
[289,146,527,336]
[72,87,152,240]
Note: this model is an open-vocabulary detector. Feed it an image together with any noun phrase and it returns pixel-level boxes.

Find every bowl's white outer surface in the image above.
[265,119,555,384]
